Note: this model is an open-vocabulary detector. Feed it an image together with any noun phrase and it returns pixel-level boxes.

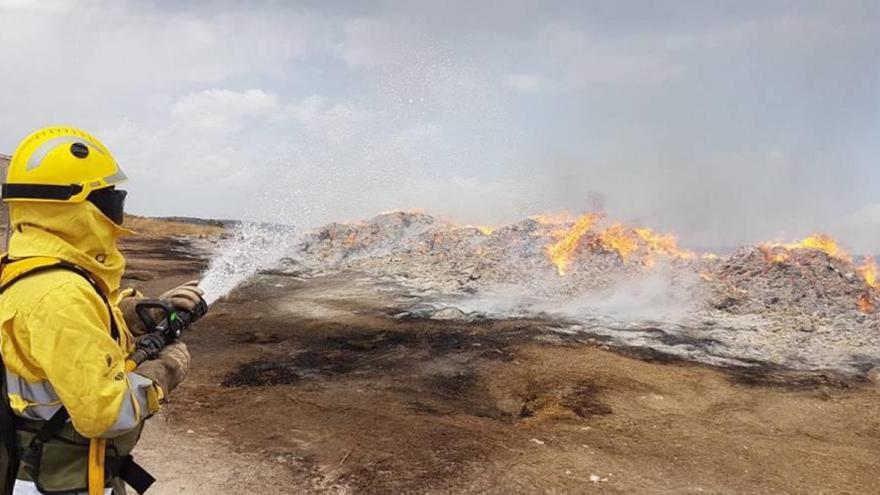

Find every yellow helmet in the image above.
[2,126,127,203]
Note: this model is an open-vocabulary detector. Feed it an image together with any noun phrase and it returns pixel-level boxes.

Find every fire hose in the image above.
[125,297,209,370]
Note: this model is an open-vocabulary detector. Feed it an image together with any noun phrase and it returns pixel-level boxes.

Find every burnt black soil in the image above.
[218,303,862,396]
[216,319,533,421]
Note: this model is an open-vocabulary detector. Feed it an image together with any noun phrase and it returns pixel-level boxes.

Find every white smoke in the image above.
[455,263,701,324]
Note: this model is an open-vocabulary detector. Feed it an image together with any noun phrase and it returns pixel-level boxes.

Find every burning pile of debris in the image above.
[291,211,876,312]
[294,211,706,295]
[274,211,879,373]
[709,237,877,319]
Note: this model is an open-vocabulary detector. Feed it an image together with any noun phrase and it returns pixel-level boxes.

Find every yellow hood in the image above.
[7,201,134,294]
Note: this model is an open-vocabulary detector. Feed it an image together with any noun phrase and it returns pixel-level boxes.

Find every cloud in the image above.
[171,89,279,130]
[0,1,876,254]
[0,2,328,116]
[506,73,554,93]
[282,95,371,141]
[285,95,329,123]
[0,0,77,12]
[509,12,877,94]
[506,21,682,92]
[335,17,431,67]
[336,18,396,67]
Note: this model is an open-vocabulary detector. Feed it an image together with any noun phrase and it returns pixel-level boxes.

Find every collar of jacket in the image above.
[6,201,135,295]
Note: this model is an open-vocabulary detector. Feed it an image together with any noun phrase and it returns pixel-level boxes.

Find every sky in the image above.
[0,0,877,252]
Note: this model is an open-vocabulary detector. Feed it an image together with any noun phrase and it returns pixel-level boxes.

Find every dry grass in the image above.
[123,214,226,239]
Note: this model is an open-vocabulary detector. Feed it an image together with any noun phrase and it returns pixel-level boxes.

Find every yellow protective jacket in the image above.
[0,201,161,439]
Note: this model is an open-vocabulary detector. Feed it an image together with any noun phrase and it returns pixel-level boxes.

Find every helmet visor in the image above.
[87,187,127,225]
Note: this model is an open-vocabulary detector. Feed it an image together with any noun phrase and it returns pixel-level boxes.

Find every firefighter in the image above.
[0,126,204,494]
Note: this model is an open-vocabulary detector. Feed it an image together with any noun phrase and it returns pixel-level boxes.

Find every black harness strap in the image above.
[32,408,70,445]
[0,353,19,494]
[114,456,155,495]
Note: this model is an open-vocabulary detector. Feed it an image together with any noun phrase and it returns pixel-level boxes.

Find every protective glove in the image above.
[118,289,148,337]
[159,281,205,313]
[135,342,190,395]
[119,281,205,337]
[135,332,166,360]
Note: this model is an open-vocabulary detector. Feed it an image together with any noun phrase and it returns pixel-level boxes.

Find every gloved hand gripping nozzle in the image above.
[127,297,208,368]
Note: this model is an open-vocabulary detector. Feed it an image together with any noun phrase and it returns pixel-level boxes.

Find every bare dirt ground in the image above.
[121,235,880,495]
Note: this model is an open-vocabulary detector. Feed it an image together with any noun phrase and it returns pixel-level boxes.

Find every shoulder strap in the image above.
[0,256,66,293]
[0,257,120,341]
[0,353,20,494]
[32,407,70,445]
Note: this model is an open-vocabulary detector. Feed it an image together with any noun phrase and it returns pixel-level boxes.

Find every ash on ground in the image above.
[253,212,879,375]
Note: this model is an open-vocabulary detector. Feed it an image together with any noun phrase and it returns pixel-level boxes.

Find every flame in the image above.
[633,228,674,252]
[633,227,697,260]
[769,252,789,264]
[543,214,705,275]
[858,293,875,313]
[545,213,600,275]
[596,225,696,265]
[598,224,639,262]
[858,256,878,288]
[759,234,852,264]
[773,234,851,261]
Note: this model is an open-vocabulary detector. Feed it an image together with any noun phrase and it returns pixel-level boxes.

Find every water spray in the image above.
[198,221,299,305]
